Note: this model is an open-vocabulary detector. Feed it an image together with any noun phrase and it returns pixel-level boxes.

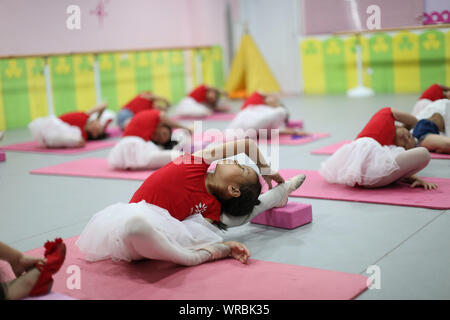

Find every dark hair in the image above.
[217,178,262,230]
[153,124,179,150]
[86,131,109,141]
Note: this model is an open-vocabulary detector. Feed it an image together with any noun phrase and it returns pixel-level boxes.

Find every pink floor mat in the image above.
[30,158,154,181]
[171,113,236,121]
[273,170,450,210]
[311,140,450,159]
[22,237,368,300]
[194,131,329,146]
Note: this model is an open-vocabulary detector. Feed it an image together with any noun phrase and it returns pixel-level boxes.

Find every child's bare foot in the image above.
[4,268,45,300]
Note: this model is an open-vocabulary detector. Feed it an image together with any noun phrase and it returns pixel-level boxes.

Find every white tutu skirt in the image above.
[320,137,405,187]
[76,201,223,262]
[414,99,450,137]
[28,115,82,148]
[227,105,287,133]
[174,97,212,117]
[412,99,432,118]
[107,136,183,170]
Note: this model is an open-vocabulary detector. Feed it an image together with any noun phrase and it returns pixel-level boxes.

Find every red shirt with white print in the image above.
[129,154,221,222]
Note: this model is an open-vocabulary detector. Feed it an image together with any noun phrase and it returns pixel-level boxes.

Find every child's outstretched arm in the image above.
[279,128,311,136]
[193,138,284,188]
[159,112,192,134]
[391,108,418,130]
[86,102,107,120]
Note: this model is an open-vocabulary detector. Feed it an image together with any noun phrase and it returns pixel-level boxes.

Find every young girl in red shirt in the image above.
[28,103,111,148]
[108,109,193,170]
[320,107,437,189]
[228,91,309,137]
[117,91,170,130]
[174,84,229,117]
[78,138,306,267]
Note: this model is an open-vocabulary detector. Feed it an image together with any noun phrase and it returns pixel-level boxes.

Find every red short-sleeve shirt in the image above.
[189,85,208,103]
[59,112,90,140]
[122,109,161,141]
[130,154,222,222]
[123,95,154,114]
[241,92,266,110]
[420,83,444,101]
[356,107,396,146]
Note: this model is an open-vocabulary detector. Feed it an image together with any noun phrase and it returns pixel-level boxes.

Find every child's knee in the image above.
[123,215,151,238]
[416,147,431,166]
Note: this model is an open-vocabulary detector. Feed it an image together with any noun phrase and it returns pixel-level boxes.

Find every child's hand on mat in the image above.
[410,178,438,190]
[224,241,250,264]
[10,254,46,277]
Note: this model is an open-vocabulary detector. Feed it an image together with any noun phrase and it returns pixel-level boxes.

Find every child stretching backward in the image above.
[77,139,305,266]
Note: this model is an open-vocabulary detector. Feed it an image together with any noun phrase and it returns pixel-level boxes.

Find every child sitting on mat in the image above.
[117,91,170,130]
[29,102,112,149]
[78,138,306,267]
[108,109,193,170]
[174,84,229,117]
[227,91,309,138]
[0,239,66,300]
[411,99,450,154]
[320,107,438,189]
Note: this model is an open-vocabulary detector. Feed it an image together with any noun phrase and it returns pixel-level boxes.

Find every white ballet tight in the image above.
[122,183,289,266]
[367,147,431,188]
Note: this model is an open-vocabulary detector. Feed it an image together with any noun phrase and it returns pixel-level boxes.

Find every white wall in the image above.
[229,0,303,94]
[0,0,228,57]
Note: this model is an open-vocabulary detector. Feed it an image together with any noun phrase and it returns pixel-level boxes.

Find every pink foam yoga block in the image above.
[251,202,312,229]
[0,151,5,162]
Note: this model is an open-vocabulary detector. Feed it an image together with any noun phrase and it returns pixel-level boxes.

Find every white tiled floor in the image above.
[0,94,449,299]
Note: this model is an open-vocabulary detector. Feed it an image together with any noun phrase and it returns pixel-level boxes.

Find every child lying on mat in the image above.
[411,99,450,154]
[320,107,438,189]
[412,83,450,117]
[227,91,310,138]
[174,84,230,117]
[117,91,170,130]
[78,139,306,267]
[28,103,113,149]
[0,239,66,300]
[108,109,193,170]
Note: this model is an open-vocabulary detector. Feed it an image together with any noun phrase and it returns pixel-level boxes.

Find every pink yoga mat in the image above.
[194,132,329,146]
[0,140,116,155]
[172,113,236,121]
[272,170,450,210]
[23,237,368,300]
[311,140,450,159]
[30,158,154,180]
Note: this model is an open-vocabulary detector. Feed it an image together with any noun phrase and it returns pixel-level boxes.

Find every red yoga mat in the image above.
[30,158,154,180]
[273,170,450,210]
[21,237,368,300]
[311,140,450,159]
